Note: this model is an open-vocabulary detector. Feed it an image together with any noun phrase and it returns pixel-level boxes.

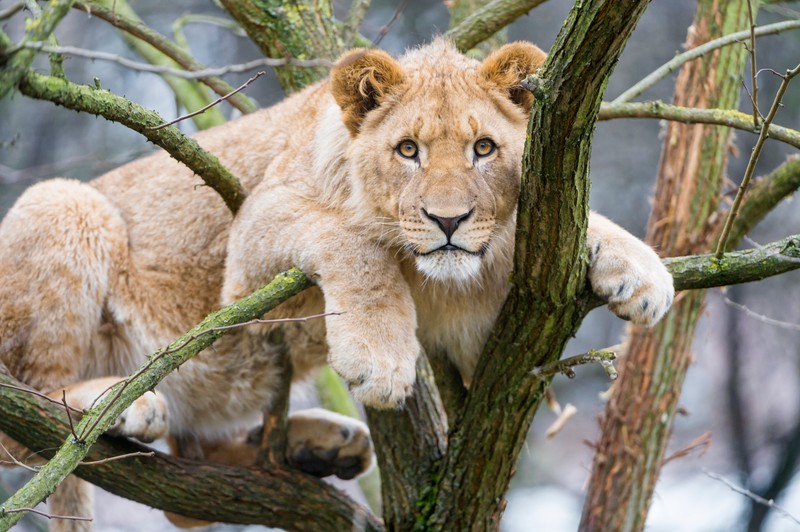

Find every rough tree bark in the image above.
[582,1,759,530]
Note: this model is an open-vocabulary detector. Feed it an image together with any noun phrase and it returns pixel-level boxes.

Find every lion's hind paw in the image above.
[287,408,373,480]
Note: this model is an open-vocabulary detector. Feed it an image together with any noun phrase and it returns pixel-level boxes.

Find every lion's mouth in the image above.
[411,242,488,257]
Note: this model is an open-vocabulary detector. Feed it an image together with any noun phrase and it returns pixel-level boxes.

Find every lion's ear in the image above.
[331,49,405,135]
[478,42,547,112]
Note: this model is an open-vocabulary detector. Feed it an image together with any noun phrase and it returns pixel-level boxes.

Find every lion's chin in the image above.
[415,251,482,286]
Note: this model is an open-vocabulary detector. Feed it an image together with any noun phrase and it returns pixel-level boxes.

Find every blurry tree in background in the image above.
[1,0,800,531]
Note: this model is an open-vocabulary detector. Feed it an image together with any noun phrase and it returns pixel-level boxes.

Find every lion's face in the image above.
[333,40,546,284]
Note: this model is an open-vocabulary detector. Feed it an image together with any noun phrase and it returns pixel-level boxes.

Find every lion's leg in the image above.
[224,186,421,409]
[163,409,373,528]
[0,179,139,528]
[586,212,674,326]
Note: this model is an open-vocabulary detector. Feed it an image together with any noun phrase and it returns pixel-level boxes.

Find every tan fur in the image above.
[0,39,673,528]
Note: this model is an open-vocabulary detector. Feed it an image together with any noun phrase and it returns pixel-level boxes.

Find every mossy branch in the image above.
[598,101,800,150]
[74,0,257,114]
[0,269,324,531]
[445,0,548,52]
[666,234,800,290]
[16,71,246,214]
[0,0,76,100]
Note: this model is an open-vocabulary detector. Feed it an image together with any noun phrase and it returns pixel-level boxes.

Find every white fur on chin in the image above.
[415,251,483,285]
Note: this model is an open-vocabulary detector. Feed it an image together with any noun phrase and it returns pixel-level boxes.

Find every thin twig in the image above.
[0,507,92,522]
[80,451,154,465]
[705,470,800,526]
[0,439,38,472]
[145,71,266,131]
[714,63,800,258]
[13,42,333,78]
[0,383,82,414]
[530,350,617,380]
[612,19,800,104]
[61,391,79,441]
[372,0,409,46]
[662,431,712,465]
[747,0,759,128]
[724,297,800,331]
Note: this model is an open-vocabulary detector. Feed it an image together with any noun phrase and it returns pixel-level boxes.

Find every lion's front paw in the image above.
[327,320,419,409]
[287,408,373,480]
[330,345,418,409]
[589,234,674,327]
[107,391,169,443]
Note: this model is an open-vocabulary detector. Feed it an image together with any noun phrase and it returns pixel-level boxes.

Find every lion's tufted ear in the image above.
[478,41,547,112]
[331,49,405,135]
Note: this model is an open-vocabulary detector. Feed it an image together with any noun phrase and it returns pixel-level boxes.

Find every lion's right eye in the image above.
[396,140,419,159]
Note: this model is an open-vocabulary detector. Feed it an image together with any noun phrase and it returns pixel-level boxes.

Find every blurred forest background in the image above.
[1,0,799,530]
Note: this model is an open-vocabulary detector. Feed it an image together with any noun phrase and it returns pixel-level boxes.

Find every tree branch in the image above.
[0,366,381,531]
[16,70,246,214]
[612,19,800,104]
[74,0,257,114]
[598,101,800,150]
[666,234,800,291]
[445,0,549,52]
[715,63,800,257]
[0,268,322,531]
[0,0,76,100]
[425,1,652,529]
[220,0,341,93]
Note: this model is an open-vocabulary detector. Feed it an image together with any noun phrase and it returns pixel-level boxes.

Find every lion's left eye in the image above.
[474,138,496,157]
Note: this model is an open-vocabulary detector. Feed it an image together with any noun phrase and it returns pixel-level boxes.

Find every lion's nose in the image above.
[422,209,473,240]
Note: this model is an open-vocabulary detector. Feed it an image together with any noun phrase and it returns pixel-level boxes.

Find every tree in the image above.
[1,0,799,530]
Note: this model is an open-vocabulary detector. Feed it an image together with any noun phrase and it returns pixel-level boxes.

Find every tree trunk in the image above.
[581,1,756,530]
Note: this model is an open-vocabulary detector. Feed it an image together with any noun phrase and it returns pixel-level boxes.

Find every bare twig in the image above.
[746,0,759,127]
[544,403,577,439]
[530,350,617,380]
[146,71,266,131]
[61,391,79,441]
[0,507,92,522]
[13,42,333,78]
[724,297,800,331]
[715,63,800,258]
[0,383,82,414]
[662,431,712,465]
[705,470,800,526]
[372,0,409,46]
[612,19,800,104]
[80,451,155,465]
[0,439,38,472]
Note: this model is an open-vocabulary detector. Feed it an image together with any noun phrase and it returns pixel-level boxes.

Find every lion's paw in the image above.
[107,391,169,443]
[287,408,373,480]
[327,321,419,409]
[589,233,674,327]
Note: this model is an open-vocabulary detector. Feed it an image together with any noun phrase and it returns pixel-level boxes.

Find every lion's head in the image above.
[330,40,546,285]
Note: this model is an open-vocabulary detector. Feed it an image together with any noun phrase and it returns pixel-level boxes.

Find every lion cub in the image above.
[0,39,673,527]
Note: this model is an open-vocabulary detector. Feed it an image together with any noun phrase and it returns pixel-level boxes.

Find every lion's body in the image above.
[0,40,673,529]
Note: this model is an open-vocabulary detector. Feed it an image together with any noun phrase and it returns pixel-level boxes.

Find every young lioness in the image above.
[0,40,673,527]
